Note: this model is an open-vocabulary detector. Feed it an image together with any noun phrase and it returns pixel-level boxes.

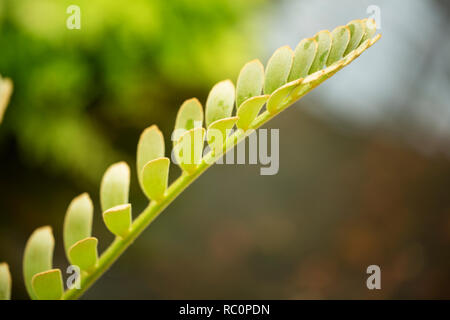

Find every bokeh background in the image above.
[1,0,449,299]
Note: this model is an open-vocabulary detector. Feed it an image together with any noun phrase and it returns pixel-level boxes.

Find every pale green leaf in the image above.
[236,59,264,108]
[236,95,269,131]
[267,79,303,114]
[137,125,165,189]
[0,263,11,300]
[23,226,54,300]
[103,204,132,238]
[173,98,203,144]
[207,117,238,155]
[142,157,170,202]
[264,46,293,95]
[32,269,63,300]
[360,18,377,44]
[63,193,93,255]
[327,26,351,66]
[309,30,332,74]
[68,237,99,272]
[288,38,318,81]
[175,127,206,173]
[100,161,130,213]
[344,19,365,56]
[205,80,235,127]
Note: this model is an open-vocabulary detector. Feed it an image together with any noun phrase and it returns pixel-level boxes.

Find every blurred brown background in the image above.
[0,0,449,299]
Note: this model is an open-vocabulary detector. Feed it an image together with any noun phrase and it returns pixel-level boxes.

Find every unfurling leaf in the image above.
[207,117,238,155]
[175,127,205,173]
[327,26,351,66]
[137,125,165,189]
[142,157,170,202]
[0,263,11,300]
[236,95,269,131]
[68,237,99,272]
[103,204,132,238]
[309,30,332,74]
[264,46,293,95]
[63,193,93,255]
[32,269,63,300]
[23,226,54,300]
[173,98,204,144]
[236,60,264,108]
[100,162,130,213]
[267,79,303,114]
[205,80,235,127]
[344,19,365,56]
[288,38,318,81]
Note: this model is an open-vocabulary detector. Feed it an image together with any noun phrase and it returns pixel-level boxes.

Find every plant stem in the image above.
[62,110,276,300]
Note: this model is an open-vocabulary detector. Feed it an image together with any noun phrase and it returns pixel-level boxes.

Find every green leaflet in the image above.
[360,18,377,43]
[264,46,293,95]
[100,162,130,213]
[309,30,332,74]
[0,263,11,300]
[68,237,99,272]
[63,193,93,255]
[206,117,238,155]
[103,204,132,238]
[236,95,269,131]
[137,125,165,189]
[236,59,264,108]
[142,157,170,202]
[32,269,63,300]
[173,98,204,144]
[205,80,235,127]
[327,26,351,66]
[344,19,365,56]
[23,226,54,300]
[288,38,318,81]
[175,127,205,173]
[267,79,303,114]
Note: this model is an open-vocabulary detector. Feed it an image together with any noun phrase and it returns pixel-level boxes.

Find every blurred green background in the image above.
[0,0,449,299]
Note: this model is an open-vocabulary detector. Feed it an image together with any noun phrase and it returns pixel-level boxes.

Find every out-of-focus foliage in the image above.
[0,75,12,123]
[0,0,265,182]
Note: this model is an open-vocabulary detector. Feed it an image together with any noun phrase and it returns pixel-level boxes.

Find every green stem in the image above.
[63,109,276,300]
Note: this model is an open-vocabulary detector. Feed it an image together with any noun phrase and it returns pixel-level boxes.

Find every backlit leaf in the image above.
[236,60,264,108]
[103,204,132,238]
[175,127,206,173]
[173,98,204,144]
[100,162,130,212]
[0,263,11,300]
[360,18,377,43]
[327,26,351,66]
[205,80,235,127]
[207,117,238,155]
[288,38,318,81]
[309,30,332,74]
[236,95,269,131]
[23,226,54,300]
[68,237,99,272]
[63,193,93,255]
[142,157,170,202]
[267,79,303,114]
[264,46,293,95]
[344,19,365,56]
[137,125,165,189]
[32,269,63,300]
